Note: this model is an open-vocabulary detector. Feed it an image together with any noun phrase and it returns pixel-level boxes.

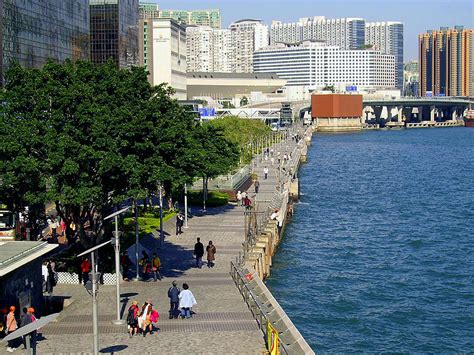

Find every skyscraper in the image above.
[270,17,365,50]
[365,22,404,89]
[139,4,221,29]
[229,19,266,73]
[0,0,90,81]
[90,0,139,68]
[419,26,474,97]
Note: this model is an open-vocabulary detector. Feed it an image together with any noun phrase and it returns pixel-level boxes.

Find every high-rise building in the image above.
[139,4,221,29]
[404,61,419,96]
[365,22,404,89]
[419,26,474,97]
[229,19,266,73]
[270,17,365,50]
[138,18,187,99]
[254,41,395,89]
[90,0,139,68]
[186,20,268,74]
[0,0,90,81]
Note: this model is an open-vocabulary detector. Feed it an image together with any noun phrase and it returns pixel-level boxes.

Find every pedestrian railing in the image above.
[230,261,314,354]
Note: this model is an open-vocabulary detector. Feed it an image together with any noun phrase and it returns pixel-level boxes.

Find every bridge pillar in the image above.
[430,106,436,122]
[451,107,458,120]
[397,106,404,122]
[373,106,383,121]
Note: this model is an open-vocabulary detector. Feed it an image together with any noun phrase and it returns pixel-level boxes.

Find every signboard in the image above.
[198,107,216,119]
[346,85,357,92]
[266,321,279,355]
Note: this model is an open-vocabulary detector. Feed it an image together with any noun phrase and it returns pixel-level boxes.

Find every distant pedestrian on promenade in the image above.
[263,166,269,180]
[139,299,154,337]
[206,241,216,268]
[243,196,252,210]
[167,281,180,319]
[241,191,247,206]
[5,306,18,352]
[126,300,139,337]
[254,180,260,194]
[80,257,91,285]
[194,238,204,268]
[236,191,242,206]
[121,252,132,281]
[176,213,184,235]
[152,253,162,281]
[179,283,197,319]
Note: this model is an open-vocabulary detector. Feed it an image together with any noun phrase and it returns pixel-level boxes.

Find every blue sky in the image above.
[148,0,474,61]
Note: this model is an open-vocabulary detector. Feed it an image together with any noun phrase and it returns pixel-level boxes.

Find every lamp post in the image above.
[158,184,164,246]
[77,240,113,355]
[184,183,188,228]
[104,206,130,326]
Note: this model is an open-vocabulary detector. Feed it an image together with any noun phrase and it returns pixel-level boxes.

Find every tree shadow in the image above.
[43,295,72,316]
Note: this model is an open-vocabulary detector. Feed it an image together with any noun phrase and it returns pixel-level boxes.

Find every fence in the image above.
[56,272,117,285]
[230,261,314,354]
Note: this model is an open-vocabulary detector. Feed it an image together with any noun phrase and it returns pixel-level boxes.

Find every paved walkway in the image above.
[27,135,301,355]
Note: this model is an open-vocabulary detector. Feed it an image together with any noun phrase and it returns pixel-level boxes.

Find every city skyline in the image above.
[150,0,474,61]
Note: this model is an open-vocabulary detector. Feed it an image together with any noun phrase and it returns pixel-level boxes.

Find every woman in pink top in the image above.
[6,306,18,352]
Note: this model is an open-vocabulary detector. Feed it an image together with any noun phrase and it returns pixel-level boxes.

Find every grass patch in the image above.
[187,190,228,207]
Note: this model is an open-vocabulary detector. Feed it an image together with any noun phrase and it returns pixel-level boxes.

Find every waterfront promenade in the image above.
[32,136,301,354]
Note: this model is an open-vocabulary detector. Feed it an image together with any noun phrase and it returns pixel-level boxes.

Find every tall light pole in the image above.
[184,183,188,228]
[133,200,140,280]
[158,184,164,246]
[104,206,130,326]
[78,240,113,355]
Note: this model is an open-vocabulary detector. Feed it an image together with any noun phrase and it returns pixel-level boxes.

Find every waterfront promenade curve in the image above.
[32,131,311,354]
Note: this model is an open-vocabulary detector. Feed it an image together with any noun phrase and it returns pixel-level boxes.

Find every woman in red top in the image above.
[81,257,91,285]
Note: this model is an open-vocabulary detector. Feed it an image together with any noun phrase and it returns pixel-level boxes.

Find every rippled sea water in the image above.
[266,128,474,352]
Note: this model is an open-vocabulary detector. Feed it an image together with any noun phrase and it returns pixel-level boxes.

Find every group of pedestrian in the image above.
[126,299,159,338]
[176,213,184,235]
[193,238,217,268]
[138,251,162,281]
[5,306,37,352]
[42,260,57,296]
[236,191,252,209]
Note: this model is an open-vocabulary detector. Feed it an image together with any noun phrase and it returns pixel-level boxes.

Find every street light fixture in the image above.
[104,206,130,326]
[77,239,113,355]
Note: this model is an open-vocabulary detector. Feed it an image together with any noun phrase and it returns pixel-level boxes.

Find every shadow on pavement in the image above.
[100,345,128,353]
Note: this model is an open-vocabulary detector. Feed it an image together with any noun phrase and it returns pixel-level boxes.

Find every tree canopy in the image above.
[0,60,237,244]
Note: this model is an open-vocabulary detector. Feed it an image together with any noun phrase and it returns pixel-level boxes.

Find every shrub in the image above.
[187,190,228,207]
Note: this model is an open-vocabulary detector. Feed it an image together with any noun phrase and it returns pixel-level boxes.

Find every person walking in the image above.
[46,260,56,297]
[80,257,91,285]
[167,281,180,319]
[193,238,204,269]
[263,166,269,180]
[176,213,184,235]
[139,299,154,337]
[152,253,162,281]
[42,261,48,292]
[126,300,139,337]
[254,180,260,194]
[178,283,197,319]
[236,191,242,206]
[241,191,247,206]
[206,241,217,268]
[5,306,18,352]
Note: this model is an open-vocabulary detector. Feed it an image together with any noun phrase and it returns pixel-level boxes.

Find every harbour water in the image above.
[266,128,474,352]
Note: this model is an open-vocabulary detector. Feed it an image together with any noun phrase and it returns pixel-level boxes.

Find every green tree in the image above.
[0,60,198,246]
[193,124,239,210]
[240,96,249,106]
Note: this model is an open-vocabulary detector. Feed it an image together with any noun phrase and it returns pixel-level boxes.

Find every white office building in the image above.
[139,18,187,99]
[270,17,366,50]
[253,41,395,90]
[365,22,404,89]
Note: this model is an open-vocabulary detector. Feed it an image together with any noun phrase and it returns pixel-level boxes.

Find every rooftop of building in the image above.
[187,72,282,80]
[0,241,58,277]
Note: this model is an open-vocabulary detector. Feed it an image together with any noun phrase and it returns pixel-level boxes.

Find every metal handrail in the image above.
[230,261,291,355]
